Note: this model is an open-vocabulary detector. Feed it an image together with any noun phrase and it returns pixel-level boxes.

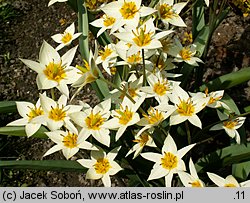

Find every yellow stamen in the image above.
[159,4,176,19]
[143,107,164,124]
[103,15,116,27]
[61,32,73,44]
[132,26,153,47]
[116,106,134,125]
[223,120,239,129]
[48,106,66,121]
[94,158,111,174]
[133,133,149,147]
[179,47,193,61]
[120,2,138,19]
[161,152,178,170]
[99,48,113,61]
[153,79,169,96]
[127,52,142,64]
[43,61,66,82]
[27,106,44,121]
[190,181,202,187]
[63,132,78,148]
[177,98,195,116]
[224,183,237,187]
[85,111,105,130]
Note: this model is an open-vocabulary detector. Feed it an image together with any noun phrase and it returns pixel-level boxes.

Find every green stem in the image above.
[142,49,146,86]
[185,121,192,145]
[51,88,55,100]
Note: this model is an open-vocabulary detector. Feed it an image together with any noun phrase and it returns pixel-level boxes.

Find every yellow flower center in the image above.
[48,106,66,121]
[103,15,116,27]
[27,106,44,121]
[224,183,237,187]
[120,2,138,19]
[133,133,149,147]
[179,47,193,61]
[85,111,105,130]
[99,48,113,61]
[116,106,134,125]
[144,107,164,124]
[63,132,78,148]
[177,98,195,116]
[190,180,202,187]
[159,4,176,19]
[161,152,178,170]
[223,120,239,129]
[94,158,111,174]
[61,32,73,44]
[127,52,142,64]
[153,80,169,96]
[132,26,153,47]
[43,61,66,83]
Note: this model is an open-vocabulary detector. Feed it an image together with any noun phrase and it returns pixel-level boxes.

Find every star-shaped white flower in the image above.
[51,23,81,51]
[126,130,156,159]
[7,98,45,137]
[168,38,203,66]
[140,70,180,104]
[70,99,111,147]
[96,43,118,75]
[33,93,82,133]
[108,74,146,104]
[113,18,173,56]
[156,0,187,27]
[157,85,208,128]
[101,0,156,33]
[178,158,205,187]
[210,110,246,144]
[90,14,117,37]
[207,172,250,187]
[141,134,195,187]
[77,146,123,187]
[103,95,145,141]
[43,129,98,160]
[190,89,230,109]
[20,41,79,98]
[136,107,171,137]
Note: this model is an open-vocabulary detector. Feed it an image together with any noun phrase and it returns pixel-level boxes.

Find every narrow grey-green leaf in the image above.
[0,101,17,114]
[200,67,250,91]
[0,160,87,173]
[0,126,48,139]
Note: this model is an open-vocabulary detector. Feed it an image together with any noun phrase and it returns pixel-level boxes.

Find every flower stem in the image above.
[51,88,55,100]
[185,121,192,145]
[142,49,146,86]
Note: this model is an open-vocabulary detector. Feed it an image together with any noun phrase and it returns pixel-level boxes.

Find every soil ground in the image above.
[0,0,249,186]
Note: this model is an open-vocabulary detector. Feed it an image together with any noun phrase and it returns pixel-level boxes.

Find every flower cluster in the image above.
[7,0,249,187]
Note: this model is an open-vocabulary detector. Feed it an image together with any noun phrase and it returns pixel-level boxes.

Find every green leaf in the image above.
[196,143,250,173]
[0,160,87,173]
[0,101,17,114]
[192,0,205,38]
[221,93,240,114]
[91,79,110,100]
[0,126,48,139]
[244,105,250,113]
[193,25,210,57]
[200,67,250,91]
[232,161,250,181]
[78,0,89,60]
